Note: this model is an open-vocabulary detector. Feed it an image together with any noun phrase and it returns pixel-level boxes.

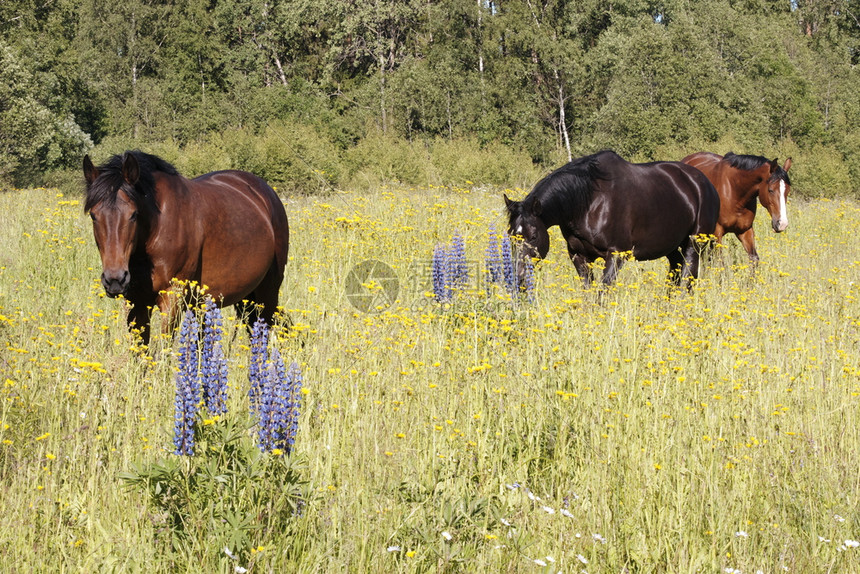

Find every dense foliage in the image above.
[2,0,859,194]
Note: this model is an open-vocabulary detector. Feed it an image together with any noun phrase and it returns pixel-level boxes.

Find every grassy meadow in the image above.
[1,183,859,572]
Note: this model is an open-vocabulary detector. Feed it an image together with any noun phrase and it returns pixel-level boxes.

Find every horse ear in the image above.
[531,199,542,217]
[769,158,779,173]
[783,157,792,172]
[83,155,98,185]
[503,194,513,209]
[122,152,140,186]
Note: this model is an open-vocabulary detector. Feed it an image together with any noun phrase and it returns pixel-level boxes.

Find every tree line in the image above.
[2,0,859,195]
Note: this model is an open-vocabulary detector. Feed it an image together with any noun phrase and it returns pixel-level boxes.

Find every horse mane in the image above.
[770,164,791,187]
[523,151,604,220]
[724,152,791,186]
[84,151,178,213]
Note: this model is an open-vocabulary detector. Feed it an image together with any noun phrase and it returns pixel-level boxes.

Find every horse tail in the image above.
[267,186,290,273]
[691,173,720,264]
[699,179,720,237]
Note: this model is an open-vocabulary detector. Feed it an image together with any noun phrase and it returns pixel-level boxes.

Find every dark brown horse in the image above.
[505,150,719,289]
[83,151,289,344]
[681,152,792,263]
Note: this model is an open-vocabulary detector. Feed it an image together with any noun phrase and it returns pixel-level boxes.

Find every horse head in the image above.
[504,193,550,287]
[504,194,550,261]
[761,157,792,233]
[84,152,149,298]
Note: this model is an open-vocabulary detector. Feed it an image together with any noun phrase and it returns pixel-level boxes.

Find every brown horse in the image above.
[682,152,792,263]
[505,150,719,290]
[83,151,289,344]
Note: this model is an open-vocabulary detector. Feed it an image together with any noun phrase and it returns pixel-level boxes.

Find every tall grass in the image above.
[1,184,859,572]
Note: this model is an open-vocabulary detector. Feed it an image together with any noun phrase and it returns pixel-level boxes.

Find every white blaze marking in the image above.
[515,225,523,235]
[778,180,788,230]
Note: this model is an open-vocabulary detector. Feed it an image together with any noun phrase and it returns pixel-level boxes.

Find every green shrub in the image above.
[838,132,860,196]
[344,131,429,189]
[86,128,860,200]
[169,139,231,177]
[792,144,852,198]
[428,137,540,189]
[255,120,343,193]
[220,127,267,177]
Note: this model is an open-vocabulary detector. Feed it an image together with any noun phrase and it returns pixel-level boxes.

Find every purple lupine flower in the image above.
[520,254,535,301]
[486,226,535,303]
[501,233,517,295]
[256,360,278,452]
[172,389,189,455]
[432,244,453,303]
[173,309,200,456]
[486,226,503,286]
[201,299,228,416]
[269,349,290,450]
[278,362,303,455]
[268,347,288,449]
[254,348,303,454]
[248,318,269,414]
[450,233,468,289]
[268,348,289,451]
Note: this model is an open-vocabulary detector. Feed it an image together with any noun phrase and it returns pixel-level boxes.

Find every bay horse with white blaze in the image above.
[505,150,719,289]
[682,152,792,263]
[83,151,289,344]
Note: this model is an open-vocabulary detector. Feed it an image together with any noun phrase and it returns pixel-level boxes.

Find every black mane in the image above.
[724,152,791,186]
[517,151,605,223]
[84,151,178,213]
[771,164,791,187]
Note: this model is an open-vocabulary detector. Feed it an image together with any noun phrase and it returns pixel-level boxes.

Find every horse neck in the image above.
[537,207,563,229]
[727,165,768,206]
[137,173,177,247]
[530,188,587,229]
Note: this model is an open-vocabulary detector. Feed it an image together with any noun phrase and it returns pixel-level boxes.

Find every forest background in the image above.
[1,0,859,196]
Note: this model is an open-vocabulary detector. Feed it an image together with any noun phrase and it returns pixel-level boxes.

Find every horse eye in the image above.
[130,211,138,222]
[89,213,96,222]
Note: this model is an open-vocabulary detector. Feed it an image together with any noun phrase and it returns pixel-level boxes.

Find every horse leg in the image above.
[669,239,701,291]
[127,302,152,347]
[601,256,624,286]
[712,225,728,266]
[126,288,164,346]
[255,263,284,326]
[666,249,687,288]
[683,241,702,290]
[735,228,760,265]
[237,260,284,329]
[570,252,594,287]
[235,299,262,328]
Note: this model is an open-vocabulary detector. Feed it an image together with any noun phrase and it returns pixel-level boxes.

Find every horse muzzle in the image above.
[102,270,130,297]
[772,218,788,233]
